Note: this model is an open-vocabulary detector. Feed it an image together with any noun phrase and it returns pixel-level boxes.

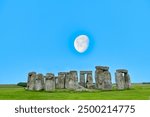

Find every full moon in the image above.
[74,35,89,53]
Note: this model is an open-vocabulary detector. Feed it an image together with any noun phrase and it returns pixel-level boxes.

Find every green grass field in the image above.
[0,84,150,100]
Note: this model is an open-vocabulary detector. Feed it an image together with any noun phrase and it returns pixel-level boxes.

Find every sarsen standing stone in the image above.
[45,73,55,91]
[34,73,44,91]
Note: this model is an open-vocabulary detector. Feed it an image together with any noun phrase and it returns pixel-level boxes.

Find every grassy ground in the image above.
[0,84,150,100]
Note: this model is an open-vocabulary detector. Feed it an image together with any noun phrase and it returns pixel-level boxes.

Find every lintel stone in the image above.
[116,69,128,73]
[95,66,109,71]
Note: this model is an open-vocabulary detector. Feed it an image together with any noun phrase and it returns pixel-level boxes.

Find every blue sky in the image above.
[0,0,150,84]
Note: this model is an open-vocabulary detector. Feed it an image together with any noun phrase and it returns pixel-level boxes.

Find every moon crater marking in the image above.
[74,35,89,53]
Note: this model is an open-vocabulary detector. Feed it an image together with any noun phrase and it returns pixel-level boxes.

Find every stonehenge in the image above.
[67,71,78,90]
[115,69,131,90]
[95,66,112,90]
[26,66,132,91]
[34,73,44,91]
[56,71,78,90]
[45,73,55,91]
[27,72,36,90]
[55,76,59,89]
[80,71,94,89]
[57,72,66,89]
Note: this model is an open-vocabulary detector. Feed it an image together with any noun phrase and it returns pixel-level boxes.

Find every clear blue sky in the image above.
[0,0,150,84]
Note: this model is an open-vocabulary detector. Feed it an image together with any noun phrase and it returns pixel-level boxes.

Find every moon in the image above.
[74,35,89,53]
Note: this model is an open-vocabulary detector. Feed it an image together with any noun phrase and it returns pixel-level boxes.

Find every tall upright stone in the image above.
[95,66,112,90]
[55,76,59,89]
[95,69,103,89]
[115,71,125,90]
[103,71,112,90]
[124,73,131,89]
[45,73,55,91]
[65,72,70,89]
[34,73,44,91]
[86,72,93,89]
[80,71,86,87]
[27,72,36,90]
[57,72,66,89]
[68,71,78,90]
[115,69,131,90]
[79,71,94,89]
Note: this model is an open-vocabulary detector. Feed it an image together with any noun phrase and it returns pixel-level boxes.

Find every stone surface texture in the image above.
[95,66,112,90]
[34,73,44,91]
[115,69,131,90]
[27,72,36,90]
[57,72,66,89]
[68,71,78,90]
[45,73,55,91]
[80,71,94,89]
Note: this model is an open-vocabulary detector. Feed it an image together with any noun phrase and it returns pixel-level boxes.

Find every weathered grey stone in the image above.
[95,66,112,90]
[80,71,94,89]
[102,71,112,90]
[75,84,91,91]
[26,67,131,92]
[68,71,78,90]
[34,73,44,91]
[80,72,85,87]
[86,73,94,89]
[27,72,36,90]
[45,73,55,91]
[116,69,128,73]
[80,71,92,74]
[115,69,131,90]
[95,70,104,89]
[55,76,59,89]
[65,72,70,89]
[95,71,98,88]
[124,73,131,89]
[58,72,67,89]
[115,72,125,90]
[95,66,109,71]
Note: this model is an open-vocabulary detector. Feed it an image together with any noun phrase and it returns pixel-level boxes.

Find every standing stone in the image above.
[95,70,98,88]
[57,72,66,89]
[65,72,70,89]
[55,76,59,89]
[124,73,131,89]
[115,71,125,90]
[80,71,94,89]
[95,68,105,89]
[115,69,131,90]
[86,72,93,89]
[95,66,112,90]
[80,71,86,87]
[27,72,36,90]
[45,73,55,91]
[34,73,44,91]
[102,71,112,90]
[68,71,78,90]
